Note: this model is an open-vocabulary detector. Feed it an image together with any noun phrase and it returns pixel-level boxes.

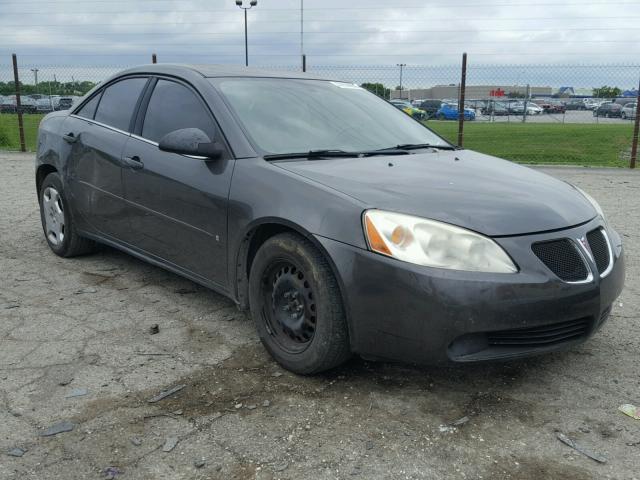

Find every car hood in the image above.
[275,149,595,236]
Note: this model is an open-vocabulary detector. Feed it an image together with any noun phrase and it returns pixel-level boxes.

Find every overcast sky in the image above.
[1,0,639,87]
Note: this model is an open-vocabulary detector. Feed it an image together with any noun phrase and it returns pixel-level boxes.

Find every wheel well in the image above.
[236,223,310,311]
[36,164,57,196]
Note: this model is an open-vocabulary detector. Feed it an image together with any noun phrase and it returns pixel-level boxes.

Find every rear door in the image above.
[121,77,234,287]
[64,76,148,240]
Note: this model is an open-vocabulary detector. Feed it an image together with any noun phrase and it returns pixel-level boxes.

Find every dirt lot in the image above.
[1,151,639,480]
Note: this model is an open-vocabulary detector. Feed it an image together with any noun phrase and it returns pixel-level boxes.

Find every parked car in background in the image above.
[621,102,636,119]
[482,100,510,116]
[56,97,75,110]
[564,99,587,110]
[584,99,605,110]
[37,97,56,113]
[435,102,475,121]
[390,99,426,120]
[418,100,443,119]
[536,99,566,114]
[593,102,622,118]
[464,99,487,114]
[526,102,543,115]
[0,95,38,113]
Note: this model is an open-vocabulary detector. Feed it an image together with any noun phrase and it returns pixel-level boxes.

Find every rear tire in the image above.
[248,232,351,374]
[39,172,97,257]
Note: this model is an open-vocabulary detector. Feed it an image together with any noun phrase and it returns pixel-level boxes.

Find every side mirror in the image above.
[158,128,222,159]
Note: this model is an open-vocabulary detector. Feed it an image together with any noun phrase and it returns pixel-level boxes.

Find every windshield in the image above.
[212,78,450,154]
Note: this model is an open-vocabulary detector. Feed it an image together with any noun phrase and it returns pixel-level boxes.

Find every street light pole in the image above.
[397,63,406,99]
[31,68,39,94]
[236,0,257,67]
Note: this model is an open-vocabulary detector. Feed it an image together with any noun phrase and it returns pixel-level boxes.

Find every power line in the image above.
[6,52,640,57]
[3,0,640,6]
[2,16,640,27]
[3,40,638,47]
[0,27,638,36]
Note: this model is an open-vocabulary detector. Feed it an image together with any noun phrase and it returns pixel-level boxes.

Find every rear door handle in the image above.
[63,132,77,143]
[123,155,144,170]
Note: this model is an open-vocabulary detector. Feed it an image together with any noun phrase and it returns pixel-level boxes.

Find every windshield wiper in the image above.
[264,149,361,161]
[381,143,458,151]
[264,148,410,161]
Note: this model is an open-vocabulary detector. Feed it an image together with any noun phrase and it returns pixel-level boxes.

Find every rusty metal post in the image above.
[630,76,640,169]
[12,53,26,152]
[302,54,306,72]
[152,53,157,64]
[457,52,467,148]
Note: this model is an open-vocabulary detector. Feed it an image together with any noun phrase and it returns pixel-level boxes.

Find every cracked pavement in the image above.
[1,151,639,479]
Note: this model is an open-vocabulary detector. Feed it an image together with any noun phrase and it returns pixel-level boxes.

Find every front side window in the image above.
[94,77,147,132]
[214,78,450,154]
[142,79,214,143]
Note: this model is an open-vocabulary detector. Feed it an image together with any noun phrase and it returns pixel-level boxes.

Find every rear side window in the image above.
[75,92,101,120]
[94,77,147,132]
[142,79,214,143]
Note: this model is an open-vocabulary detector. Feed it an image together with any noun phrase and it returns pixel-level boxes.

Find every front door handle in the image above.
[63,132,77,143]
[123,155,144,170]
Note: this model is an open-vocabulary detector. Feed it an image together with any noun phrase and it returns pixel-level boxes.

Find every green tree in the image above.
[593,86,621,98]
[507,91,525,98]
[360,82,390,99]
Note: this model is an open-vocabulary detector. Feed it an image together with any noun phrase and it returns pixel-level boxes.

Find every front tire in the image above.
[248,232,351,374]
[39,172,97,257]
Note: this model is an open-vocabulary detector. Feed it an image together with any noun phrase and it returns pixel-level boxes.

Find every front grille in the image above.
[587,228,610,274]
[532,239,588,282]
[487,318,590,347]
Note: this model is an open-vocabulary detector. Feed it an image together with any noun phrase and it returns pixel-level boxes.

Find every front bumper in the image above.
[316,218,625,365]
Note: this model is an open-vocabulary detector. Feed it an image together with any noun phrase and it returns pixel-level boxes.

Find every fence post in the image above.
[302,54,306,72]
[11,53,26,153]
[629,76,640,168]
[152,53,157,64]
[457,52,467,148]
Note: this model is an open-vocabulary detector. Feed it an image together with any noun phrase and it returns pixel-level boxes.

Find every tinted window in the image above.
[94,77,147,131]
[142,80,214,142]
[75,92,101,119]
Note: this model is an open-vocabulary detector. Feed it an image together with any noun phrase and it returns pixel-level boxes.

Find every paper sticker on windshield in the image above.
[330,82,363,89]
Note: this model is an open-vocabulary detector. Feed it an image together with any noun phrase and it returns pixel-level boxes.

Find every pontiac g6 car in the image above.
[36,65,625,374]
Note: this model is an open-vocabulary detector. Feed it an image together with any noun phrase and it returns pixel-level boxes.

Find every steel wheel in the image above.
[261,261,317,354]
[42,186,65,245]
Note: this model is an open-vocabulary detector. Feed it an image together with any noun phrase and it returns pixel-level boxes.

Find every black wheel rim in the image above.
[261,261,317,354]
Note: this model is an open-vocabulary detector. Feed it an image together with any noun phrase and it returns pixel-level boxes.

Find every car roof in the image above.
[116,63,338,81]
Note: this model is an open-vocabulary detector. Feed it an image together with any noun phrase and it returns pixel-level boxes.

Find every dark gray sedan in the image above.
[36,64,625,373]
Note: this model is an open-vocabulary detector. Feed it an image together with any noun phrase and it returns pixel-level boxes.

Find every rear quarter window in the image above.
[75,92,102,120]
[94,77,147,132]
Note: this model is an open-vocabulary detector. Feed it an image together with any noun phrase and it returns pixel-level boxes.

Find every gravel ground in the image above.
[1,151,639,480]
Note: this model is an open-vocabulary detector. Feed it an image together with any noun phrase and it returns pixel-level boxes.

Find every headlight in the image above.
[363,210,518,273]
[574,186,606,221]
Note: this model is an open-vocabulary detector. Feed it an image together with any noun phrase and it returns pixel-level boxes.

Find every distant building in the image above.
[391,84,553,101]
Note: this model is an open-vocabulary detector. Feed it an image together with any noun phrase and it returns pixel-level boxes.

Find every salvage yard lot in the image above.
[0,114,636,167]
[1,152,639,480]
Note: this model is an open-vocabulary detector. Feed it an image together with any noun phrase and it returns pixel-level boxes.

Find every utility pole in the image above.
[236,0,258,67]
[31,68,39,94]
[301,0,304,69]
[397,63,406,99]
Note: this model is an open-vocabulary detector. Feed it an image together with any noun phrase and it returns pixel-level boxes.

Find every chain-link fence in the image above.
[1,53,638,167]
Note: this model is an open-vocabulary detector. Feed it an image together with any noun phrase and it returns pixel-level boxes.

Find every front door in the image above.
[121,78,234,288]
